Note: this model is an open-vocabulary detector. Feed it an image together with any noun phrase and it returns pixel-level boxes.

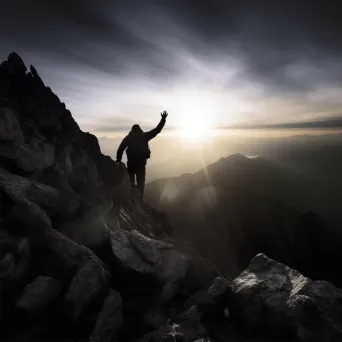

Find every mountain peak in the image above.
[225,152,249,162]
[227,152,248,159]
[213,153,251,170]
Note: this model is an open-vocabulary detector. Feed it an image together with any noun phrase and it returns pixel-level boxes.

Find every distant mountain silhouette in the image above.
[145,153,342,286]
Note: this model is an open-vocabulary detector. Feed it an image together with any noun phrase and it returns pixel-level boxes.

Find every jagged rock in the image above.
[111,229,187,282]
[0,106,24,159]
[139,324,186,342]
[64,258,110,322]
[0,252,15,278]
[182,256,219,295]
[7,53,27,75]
[8,237,31,283]
[89,289,123,342]
[59,200,112,248]
[16,142,55,173]
[175,305,207,339]
[143,308,168,329]
[0,236,31,284]
[15,276,62,320]
[110,229,194,308]
[40,227,101,280]
[230,253,342,341]
[0,228,16,258]
[111,229,156,275]
[152,281,180,308]
[0,236,32,324]
[7,200,101,280]
[184,277,230,312]
[110,229,220,310]
[29,65,44,85]
[0,169,65,217]
[8,201,52,235]
[140,306,208,342]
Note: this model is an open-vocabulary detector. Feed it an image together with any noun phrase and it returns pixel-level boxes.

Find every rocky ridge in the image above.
[0,53,341,341]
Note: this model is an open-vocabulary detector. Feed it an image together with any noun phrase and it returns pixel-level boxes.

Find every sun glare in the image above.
[175,94,217,142]
[179,118,210,141]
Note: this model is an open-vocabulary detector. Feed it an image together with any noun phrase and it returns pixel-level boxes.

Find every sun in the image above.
[179,119,210,141]
[175,94,216,142]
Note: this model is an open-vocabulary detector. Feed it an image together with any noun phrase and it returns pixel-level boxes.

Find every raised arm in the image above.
[116,136,129,162]
[144,111,168,141]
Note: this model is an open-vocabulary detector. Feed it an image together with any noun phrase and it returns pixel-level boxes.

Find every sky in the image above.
[1,0,342,137]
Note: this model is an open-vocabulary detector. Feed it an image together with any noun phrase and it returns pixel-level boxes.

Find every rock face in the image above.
[15,276,62,320]
[63,259,110,323]
[1,52,342,342]
[0,52,167,246]
[90,289,123,342]
[230,253,342,341]
[140,305,209,342]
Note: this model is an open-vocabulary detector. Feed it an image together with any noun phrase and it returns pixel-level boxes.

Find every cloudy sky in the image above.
[1,0,342,136]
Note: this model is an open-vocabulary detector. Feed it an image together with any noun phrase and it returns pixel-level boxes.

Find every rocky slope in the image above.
[1,53,342,341]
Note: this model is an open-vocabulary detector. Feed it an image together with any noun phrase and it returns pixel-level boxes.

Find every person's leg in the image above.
[127,160,136,186]
[136,162,146,198]
[128,171,136,186]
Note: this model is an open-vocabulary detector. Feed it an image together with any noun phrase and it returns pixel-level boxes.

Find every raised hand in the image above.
[161,110,168,119]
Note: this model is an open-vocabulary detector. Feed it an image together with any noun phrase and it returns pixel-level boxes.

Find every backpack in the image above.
[126,132,151,159]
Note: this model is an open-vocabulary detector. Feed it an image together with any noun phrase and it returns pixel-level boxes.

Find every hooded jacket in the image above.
[116,117,166,162]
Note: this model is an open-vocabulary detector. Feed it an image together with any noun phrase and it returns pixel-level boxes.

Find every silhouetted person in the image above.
[116,111,168,197]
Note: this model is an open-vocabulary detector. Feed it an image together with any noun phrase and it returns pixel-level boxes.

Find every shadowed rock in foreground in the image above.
[231,254,342,341]
[0,53,342,341]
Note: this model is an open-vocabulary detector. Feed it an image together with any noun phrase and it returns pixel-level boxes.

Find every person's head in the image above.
[131,124,143,133]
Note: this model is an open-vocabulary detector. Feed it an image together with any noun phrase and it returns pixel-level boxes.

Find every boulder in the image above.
[89,289,123,342]
[0,228,17,259]
[143,308,168,330]
[36,217,103,281]
[152,281,180,308]
[174,305,208,340]
[63,258,110,323]
[183,256,219,293]
[139,306,208,342]
[110,229,156,276]
[230,253,342,341]
[15,276,62,320]
[8,201,99,279]
[110,229,221,309]
[59,200,112,248]
[0,236,31,284]
[0,169,64,217]
[110,229,193,307]
[0,237,32,321]
[184,277,230,312]
[0,252,15,279]
[0,106,24,159]
[8,200,52,235]
[8,237,31,284]
[110,229,188,283]
[16,142,55,173]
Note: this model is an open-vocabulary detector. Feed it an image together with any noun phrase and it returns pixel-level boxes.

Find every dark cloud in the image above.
[2,0,341,87]
[1,0,342,128]
[228,117,342,130]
